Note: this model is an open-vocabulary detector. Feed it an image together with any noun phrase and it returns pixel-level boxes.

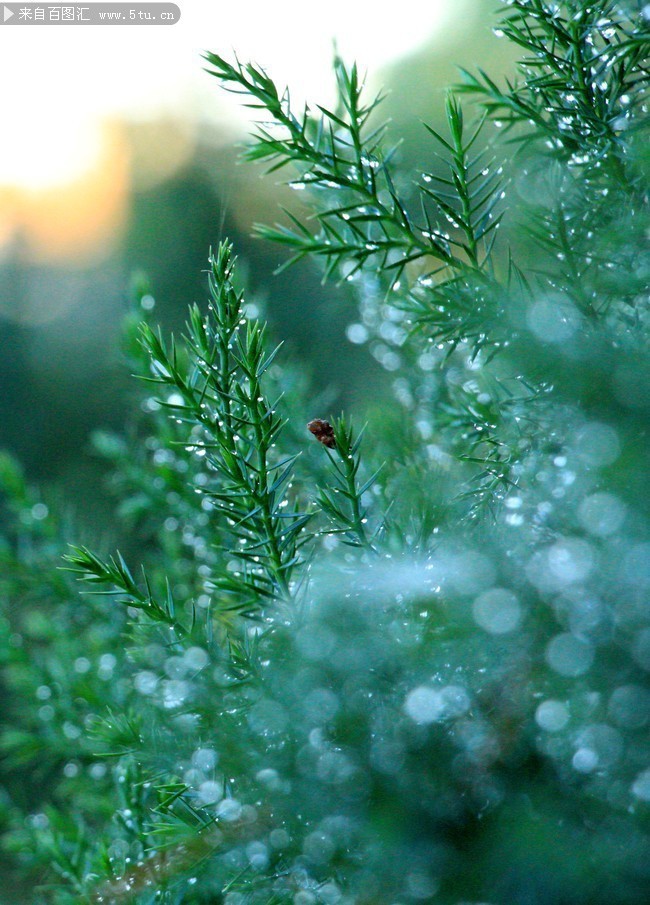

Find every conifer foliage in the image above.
[1,2,649,903]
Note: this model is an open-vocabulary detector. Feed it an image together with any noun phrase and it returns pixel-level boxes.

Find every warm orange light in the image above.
[0,120,129,267]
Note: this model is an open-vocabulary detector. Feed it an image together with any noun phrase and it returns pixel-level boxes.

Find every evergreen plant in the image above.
[1,1,648,902]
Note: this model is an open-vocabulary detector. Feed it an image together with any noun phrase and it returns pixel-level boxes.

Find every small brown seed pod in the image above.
[307,418,336,449]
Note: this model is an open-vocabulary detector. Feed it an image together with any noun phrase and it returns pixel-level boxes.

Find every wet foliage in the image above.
[0,2,649,903]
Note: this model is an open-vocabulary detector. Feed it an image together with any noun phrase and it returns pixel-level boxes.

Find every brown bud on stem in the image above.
[307,419,336,449]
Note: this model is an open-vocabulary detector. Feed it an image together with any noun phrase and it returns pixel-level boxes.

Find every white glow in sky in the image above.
[0,0,469,189]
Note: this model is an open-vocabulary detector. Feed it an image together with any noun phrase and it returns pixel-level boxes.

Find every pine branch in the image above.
[310,417,380,550]
[138,242,312,610]
[422,94,506,269]
[458,0,649,187]
[205,53,511,355]
[64,546,189,638]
